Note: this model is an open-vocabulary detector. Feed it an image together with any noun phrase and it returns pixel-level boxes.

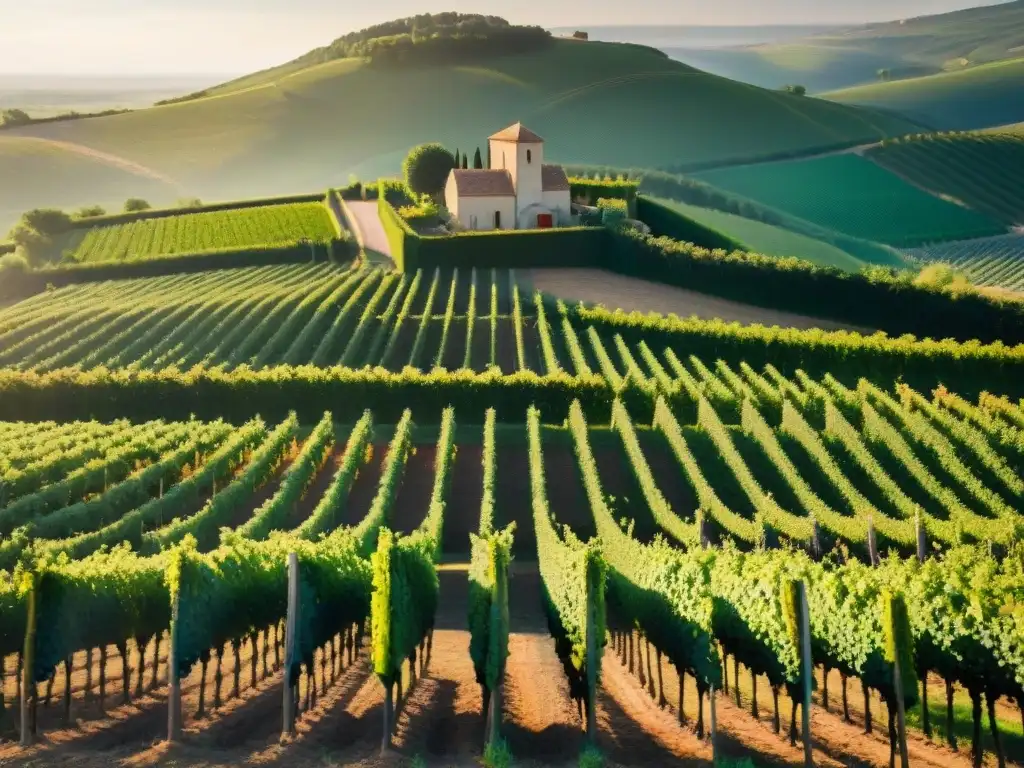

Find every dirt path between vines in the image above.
[530,268,869,332]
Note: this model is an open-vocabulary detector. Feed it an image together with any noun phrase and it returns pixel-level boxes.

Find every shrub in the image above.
[73,205,107,219]
[597,197,628,227]
[578,745,604,768]
[483,738,514,768]
[20,208,73,236]
[123,198,152,212]
[914,262,973,292]
[176,197,203,208]
[0,252,28,273]
[6,224,53,266]
[403,143,456,197]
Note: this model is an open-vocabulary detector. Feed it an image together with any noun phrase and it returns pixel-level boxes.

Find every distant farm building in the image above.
[444,122,571,231]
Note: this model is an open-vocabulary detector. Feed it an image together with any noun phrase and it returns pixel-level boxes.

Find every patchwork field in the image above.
[823,57,1024,130]
[694,154,1006,247]
[644,198,869,270]
[904,233,1024,294]
[0,247,1023,768]
[66,202,337,263]
[867,130,1024,226]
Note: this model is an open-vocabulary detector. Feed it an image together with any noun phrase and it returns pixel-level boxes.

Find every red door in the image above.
[537,213,553,228]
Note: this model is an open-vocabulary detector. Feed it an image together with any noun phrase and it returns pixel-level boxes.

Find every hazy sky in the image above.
[0,0,1007,75]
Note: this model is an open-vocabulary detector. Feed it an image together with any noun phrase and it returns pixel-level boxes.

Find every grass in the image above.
[867,130,1024,225]
[0,39,918,234]
[823,57,1024,130]
[672,1,1024,95]
[67,202,336,263]
[649,197,868,271]
[693,154,1006,247]
[0,135,178,236]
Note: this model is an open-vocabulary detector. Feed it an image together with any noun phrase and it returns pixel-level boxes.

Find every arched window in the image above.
[494,210,502,229]
[527,149,532,164]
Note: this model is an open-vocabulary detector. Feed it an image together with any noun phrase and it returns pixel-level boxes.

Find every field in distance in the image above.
[0,37,919,234]
[822,57,1024,130]
[693,154,1006,247]
[665,1,1024,95]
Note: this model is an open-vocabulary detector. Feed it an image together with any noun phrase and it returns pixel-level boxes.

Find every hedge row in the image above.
[636,196,743,252]
[0,366,622,425]
[604,229,1024,345]
[0,239,352,298]
[377,197,606,272]
[568,177,638,217]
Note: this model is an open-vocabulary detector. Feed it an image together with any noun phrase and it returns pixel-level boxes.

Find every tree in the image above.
[74,205,107,219]
[402,143,456,197]
[0,251,28,273]
[783,84,807,96]
[20,208,73,236]
[7,224,53,266]
[877,68,892,81]
[454,149,461,168]
[474,147,483,169]
[124,198,151,212]
[176,198,203,208]
[0,109,31,127]
[462,154,468,169]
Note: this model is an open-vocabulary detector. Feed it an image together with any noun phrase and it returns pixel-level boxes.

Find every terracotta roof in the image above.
[541,164,570,192]
[450,169,515,197]
[489,122,544,143]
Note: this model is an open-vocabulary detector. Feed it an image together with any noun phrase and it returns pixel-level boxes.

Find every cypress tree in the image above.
[454,150,461,168]
[474,147,483,169]
[462,155,469,169]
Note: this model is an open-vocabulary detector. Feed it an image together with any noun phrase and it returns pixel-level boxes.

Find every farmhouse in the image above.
[444,123,571,231]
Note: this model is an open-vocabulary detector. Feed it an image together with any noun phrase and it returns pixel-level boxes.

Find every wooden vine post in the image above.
[485,541,510,748]
[885,592,911,768]
[584,551,602,742]
[282,552,299,739]
[798,581,814,767]
[167,591,182,743]
[20,570,38,747]
[709,682,718,760]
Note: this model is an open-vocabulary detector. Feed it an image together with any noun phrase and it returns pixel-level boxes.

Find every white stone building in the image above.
[443,123,571,231]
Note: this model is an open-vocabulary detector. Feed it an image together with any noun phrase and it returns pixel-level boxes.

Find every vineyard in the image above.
[65,202,337,263]
[693,154,1007,247]
[1,252,1024,767]
[2,263,1024,402]
[0,373,1022,765]
[868,131,1024,226]
[903,234,1024,294]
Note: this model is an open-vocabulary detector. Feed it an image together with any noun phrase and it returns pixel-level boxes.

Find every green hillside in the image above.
[650,198,871,270]
[694,154,1006,247]
[671,0,1024,94]
[0,135,180,237]
[0,38,918,234]
[822,57,1024,129]
[866,129,1024,224]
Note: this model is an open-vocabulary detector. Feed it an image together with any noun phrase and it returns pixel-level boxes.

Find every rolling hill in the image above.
[0,37,919,234]
[822,57,1024,129]
[667,0,1024,94]
[866,128,1024,224]
[648,198,875,270]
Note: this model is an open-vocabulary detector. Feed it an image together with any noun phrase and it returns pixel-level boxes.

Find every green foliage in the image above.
[597,198,628,228]
[352,410,414,554]
[527,406,606,715]
[0,252,27,273]
[70,202,336,264]
[578,744,604,768]
[636,196,744,252]
[882,590,919,707]
[123,198,151,213]
[73,205,107,219]
[783,84,807,96]
[474,147,483,169]
[0,108,31,127]
[569,177,638,216]
[483,738,514,768]
[403,143,456,198]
